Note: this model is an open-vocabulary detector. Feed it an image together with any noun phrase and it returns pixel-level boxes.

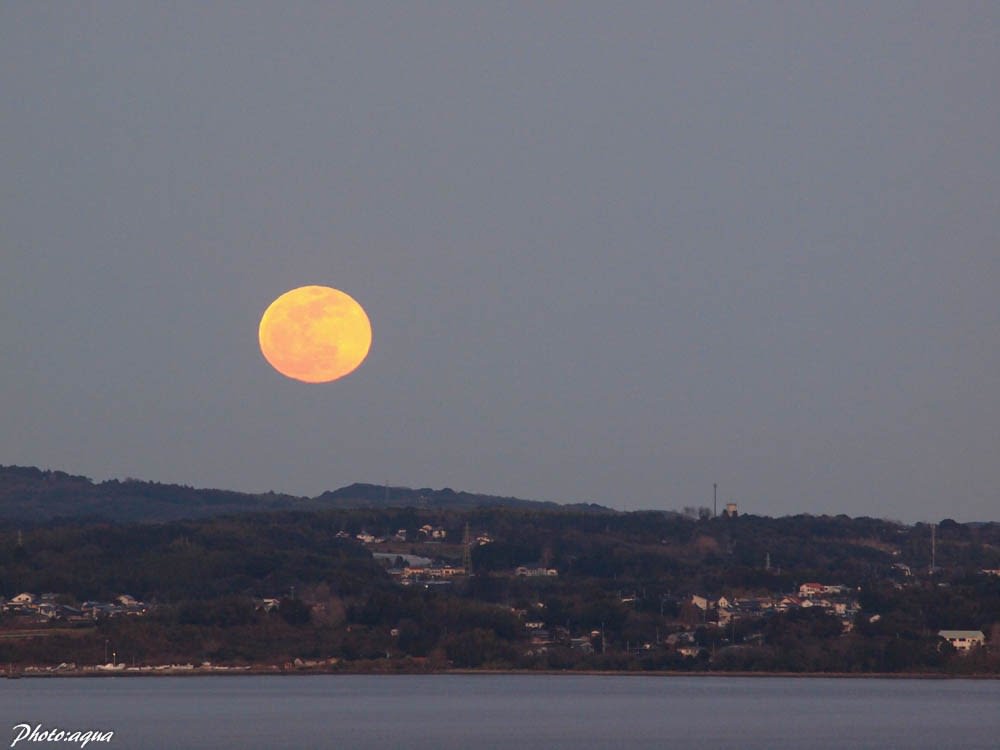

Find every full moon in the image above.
[258,285,372,383]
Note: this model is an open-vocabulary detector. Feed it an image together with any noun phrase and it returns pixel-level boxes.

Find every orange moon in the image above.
[258,285,372,383]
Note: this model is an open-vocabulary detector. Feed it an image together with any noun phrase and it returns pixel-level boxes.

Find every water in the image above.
[1,675,997,749]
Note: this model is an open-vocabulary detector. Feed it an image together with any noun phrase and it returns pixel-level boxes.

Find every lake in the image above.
[2,675,997,749]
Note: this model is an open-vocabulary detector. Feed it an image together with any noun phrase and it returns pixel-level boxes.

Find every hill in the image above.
[0,466,611,523]
[0,465,301,523]
[318,482,611,513]
[1,501,997,674]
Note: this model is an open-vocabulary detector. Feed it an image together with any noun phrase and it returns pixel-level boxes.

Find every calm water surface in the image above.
[1,675,997,749]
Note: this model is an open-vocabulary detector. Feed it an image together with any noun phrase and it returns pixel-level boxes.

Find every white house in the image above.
[938,630,985,652]
[515,566,558,577]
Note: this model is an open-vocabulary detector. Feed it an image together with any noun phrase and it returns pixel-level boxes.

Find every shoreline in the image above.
[7,667,998,680]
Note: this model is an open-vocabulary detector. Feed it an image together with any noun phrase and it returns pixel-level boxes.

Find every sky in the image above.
[2,3,998,523]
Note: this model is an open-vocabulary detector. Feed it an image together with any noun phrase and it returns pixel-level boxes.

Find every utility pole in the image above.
[713,483,718,518]
[930,524,937,575]
[462,522,472,574]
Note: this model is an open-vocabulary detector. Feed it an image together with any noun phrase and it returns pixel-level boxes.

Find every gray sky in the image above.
[2,3,998,522]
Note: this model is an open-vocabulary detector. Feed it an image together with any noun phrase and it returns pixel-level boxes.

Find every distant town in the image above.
[0,466,997,676]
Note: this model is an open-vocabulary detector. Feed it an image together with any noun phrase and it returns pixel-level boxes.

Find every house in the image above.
[802,598,832,610]
[421,566,466,578]
[798,583,825,598]
[418,525,447,540]
[81,601,120,618]
[37,603,60,620]
[938,630,985,653]
[118,595,150,616]
[58,605,88,623]
[733,597,773,615]
[570,637,594,654]
[665,631,695,646]
[515,566,558,577]
[529,629,552,645]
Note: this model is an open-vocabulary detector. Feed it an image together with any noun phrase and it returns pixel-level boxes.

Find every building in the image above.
[570,637,594,654]
[515,566,558,577]
[798,583,825,598]
[938,630,985,653]
[690,595,710,611]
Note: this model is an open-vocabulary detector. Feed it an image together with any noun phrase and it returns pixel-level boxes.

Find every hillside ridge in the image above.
[0,465,611,523]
